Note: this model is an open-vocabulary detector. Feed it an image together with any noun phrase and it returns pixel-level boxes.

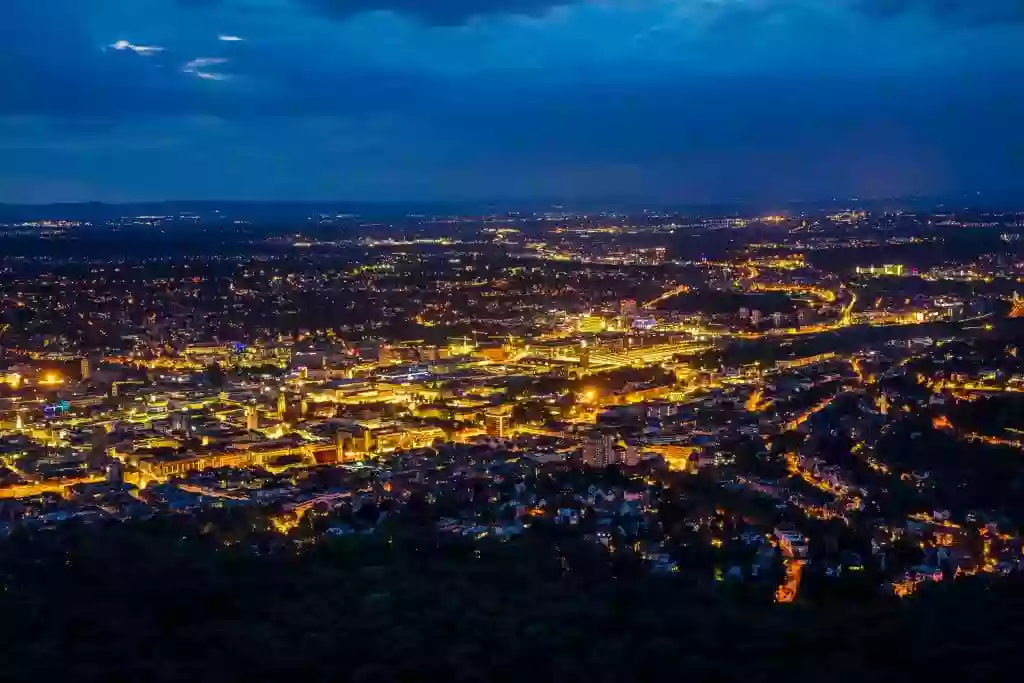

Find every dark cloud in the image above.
[0,0,445,120]
[173,0,567,24]
[296,0,1024,27]
[854,0,1024,24]
[3,0,1024,203]
[295,0,568,25]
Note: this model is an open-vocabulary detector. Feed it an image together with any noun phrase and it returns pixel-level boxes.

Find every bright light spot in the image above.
[40,372,64,386]
[110,40,163,55]
[218,35,244,42]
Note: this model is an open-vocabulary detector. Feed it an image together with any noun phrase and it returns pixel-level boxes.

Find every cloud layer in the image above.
[854,0,1024,24]
[298,0,569,24]
[0,0,1022,203]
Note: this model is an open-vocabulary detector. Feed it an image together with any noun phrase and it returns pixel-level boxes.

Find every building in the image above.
[484,410,513,439]
[855,264,906,277]
[619,299,638,329]
[774,526,809,559]
[106,460,124,485]
[623,441,641,467]
[582,432,616,468]
[356,340,391,363]
[631,316,657,331]
[750,309,763,326]
[245,405,259,431]
[577,315,607,334]
[771,312,784,327]
[170,411,194,436]
[80,356,92,380]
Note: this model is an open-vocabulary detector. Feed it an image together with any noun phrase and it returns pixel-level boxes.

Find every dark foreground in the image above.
[0,516,1016,682]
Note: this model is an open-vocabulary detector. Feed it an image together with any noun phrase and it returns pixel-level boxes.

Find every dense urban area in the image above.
[4,203,1024,678]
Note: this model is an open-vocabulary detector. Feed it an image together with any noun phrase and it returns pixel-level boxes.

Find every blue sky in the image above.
[1,0,1022,203]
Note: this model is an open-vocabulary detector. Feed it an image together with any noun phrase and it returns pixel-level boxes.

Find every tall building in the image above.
[276,392,287,419]
[772,312,784,327]
[87,427,109,470]
[80,356,92,380]
[245,405,259,431]
[335,430,347,463]
[485,410,512,438]
[582,432,616,468]
[106,460,124,486]
[170,411,193,436]
[750,309,763,326]
[623,441,641,467]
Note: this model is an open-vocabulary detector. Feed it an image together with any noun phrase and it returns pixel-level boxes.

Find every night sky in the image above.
[2,0,1022,204]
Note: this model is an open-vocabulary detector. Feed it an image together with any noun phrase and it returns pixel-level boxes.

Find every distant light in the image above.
[218,35,244,42]
[40,372,64,386]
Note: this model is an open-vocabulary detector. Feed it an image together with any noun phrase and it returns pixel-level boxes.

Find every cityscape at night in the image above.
[4,0,1024,679]
[2,205,1024,676]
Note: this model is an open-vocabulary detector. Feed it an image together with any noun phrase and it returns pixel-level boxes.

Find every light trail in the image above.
[775,558,803,604]
[642,284,691,310]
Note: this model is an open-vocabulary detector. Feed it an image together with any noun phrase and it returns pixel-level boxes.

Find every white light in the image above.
[218,34,244,42]
[111,40,164,55]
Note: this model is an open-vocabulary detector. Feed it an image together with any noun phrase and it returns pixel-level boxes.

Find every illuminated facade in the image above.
[855,264,906,277]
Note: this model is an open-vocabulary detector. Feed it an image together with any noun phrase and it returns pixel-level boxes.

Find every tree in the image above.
[206,361,227,388]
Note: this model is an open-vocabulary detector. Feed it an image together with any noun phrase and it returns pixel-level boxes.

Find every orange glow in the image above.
[39,372,64,386]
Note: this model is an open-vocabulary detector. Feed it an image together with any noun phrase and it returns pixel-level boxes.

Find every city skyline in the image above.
[3,0,1023,203]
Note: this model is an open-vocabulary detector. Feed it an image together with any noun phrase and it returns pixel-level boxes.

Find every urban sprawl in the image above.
[3,206,1024,604]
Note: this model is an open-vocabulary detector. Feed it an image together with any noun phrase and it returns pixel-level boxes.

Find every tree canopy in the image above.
[1,515,1022,681]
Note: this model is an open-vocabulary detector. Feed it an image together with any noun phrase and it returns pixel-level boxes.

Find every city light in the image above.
[0,203,1019,639]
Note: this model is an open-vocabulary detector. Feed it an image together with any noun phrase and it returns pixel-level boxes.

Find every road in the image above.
[783,393,840,432]
[642,284,691,310]
[841,289,858,326]
[776,556,804,603]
